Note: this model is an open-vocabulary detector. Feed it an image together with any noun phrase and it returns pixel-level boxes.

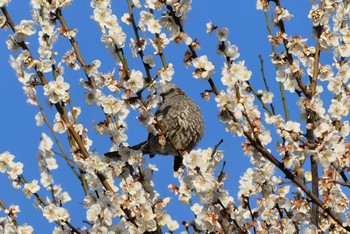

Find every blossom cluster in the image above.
[91,0,127,64]
[43,76,70,104]
[0,214,34,234]
[170,148,236,232]
[76,148,179,233]
[2,0,350,233]
[0,152,36,233]
[210,25,272,152]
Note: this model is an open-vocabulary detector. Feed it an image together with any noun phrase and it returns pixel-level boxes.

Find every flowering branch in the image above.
[263,10,290,121]
[1,0,350,233]
[0,198,19,227]
[55,8,97,89]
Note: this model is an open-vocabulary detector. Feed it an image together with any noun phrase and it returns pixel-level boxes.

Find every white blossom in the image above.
[159,63,174,84]
[192,55,215,79]
[216,27,229,41]
[43,76,70,103]
[23,180,40,198]
[123,69,145,94]
[14,20,36,42]
[0,0,11,7]
[101,95,123,115]
[147,19,161,34]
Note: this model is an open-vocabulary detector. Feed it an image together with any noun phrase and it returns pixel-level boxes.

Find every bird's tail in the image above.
[104,140,148,158]
[104,141,183,172]
[130,140,148,151]
[173,156,183,171]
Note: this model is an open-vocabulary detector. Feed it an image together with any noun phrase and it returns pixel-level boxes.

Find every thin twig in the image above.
[35,96,81,180]
[18,175,81,233]
[210,139,224,158]
[263,11,289,121]
[127,0,152,83]
[0,198,19,227]
[258,54,276,114]
[55,9,96,89]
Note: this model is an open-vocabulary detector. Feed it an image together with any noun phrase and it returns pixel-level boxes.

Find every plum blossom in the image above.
[138,11,154,31]
[6,35,19,52]
[3,1,350,233]
[23,180,40,198]
[90,0,111,9]
[121,13,132,25]
[206,21,216,34]
[38,133,53,152]
[273,6,293,24]
[0,14,6,28]
[192,55,214,79]
[221,61,252,86]
[327,77,342,94]
[174,0,192,17]
[143,55,155,68]
[159,15,179,38]
[256,0,271,11]
[62,49,80,70]
[318,64,334,81]
[43,76,70,103]
[0,0,11,7]
[91,5,126,49]
[149,33,170,53]
[147,19,161,34]
[216,27,229,41]
[101,95,123,115]
[262,92,274,104]
[317,149,337,167]
[92,8,114,31]
[144,0,160,10]
[123,69,144,93]
[335,62,350,83]
[5,204,20,217]
[14,20,36,42]
[328,98,349,120]
[0,151,15,173]
[86,203,101,222]
[53,113,67,133]
[167,220,179,231]
[109,24,127,47]
[7,162,24,180]
[286,36,307,56]
[191,203,203,215]
[38,133,58,171]
[183,151,206,170]
[159,63,174,84]
[55,207,70,222]
[43,204,70,223]
[337,43,350,57]
[224,43,240,61]
[86,60,101,77]
[308,4,329,26]
[84,89,104,106]
[40,171,53,188]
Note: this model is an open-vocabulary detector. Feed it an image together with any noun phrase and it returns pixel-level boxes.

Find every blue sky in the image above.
[0,1,315,233]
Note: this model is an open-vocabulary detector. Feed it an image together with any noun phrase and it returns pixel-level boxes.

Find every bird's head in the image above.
[158,83,185,101]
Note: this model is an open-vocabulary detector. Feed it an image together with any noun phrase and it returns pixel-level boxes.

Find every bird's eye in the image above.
[169,88,174,92]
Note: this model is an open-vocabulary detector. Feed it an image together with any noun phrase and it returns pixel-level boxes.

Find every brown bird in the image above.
[105,83,205,171]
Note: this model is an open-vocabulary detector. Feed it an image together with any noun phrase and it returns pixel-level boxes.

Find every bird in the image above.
[105,83,205,171]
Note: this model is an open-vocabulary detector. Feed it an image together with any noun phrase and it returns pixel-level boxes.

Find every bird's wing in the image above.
[155,97,195,152]
[155,99,183,139]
